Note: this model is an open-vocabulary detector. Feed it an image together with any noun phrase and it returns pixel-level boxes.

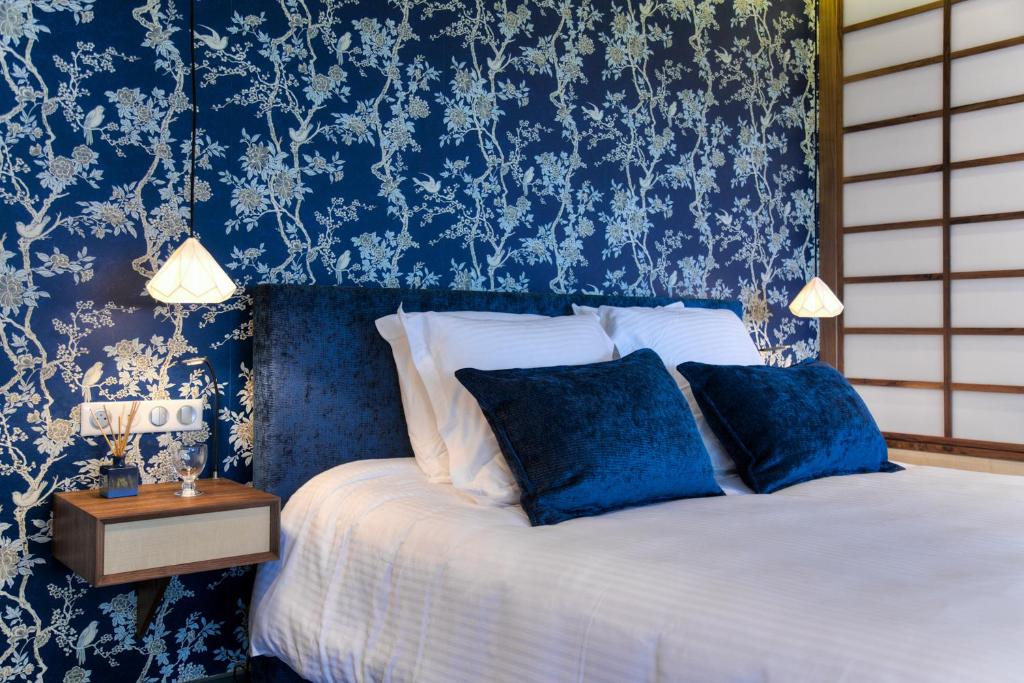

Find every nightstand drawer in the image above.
[104,506,272,575]
[54,479,280,587]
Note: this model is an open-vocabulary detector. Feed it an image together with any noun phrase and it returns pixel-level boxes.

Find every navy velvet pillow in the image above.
[456,349,723,526]
[677,360,903,494]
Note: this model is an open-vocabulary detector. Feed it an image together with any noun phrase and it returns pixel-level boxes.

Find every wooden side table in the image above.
[53,479,280,635]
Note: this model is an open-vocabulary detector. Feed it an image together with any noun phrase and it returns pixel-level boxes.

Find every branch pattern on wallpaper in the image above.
[0,0,815,680]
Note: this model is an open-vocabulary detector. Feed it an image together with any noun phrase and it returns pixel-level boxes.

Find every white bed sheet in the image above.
[251,459,1024,683]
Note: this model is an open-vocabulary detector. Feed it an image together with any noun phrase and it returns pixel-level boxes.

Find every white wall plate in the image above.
[79,399,205,436]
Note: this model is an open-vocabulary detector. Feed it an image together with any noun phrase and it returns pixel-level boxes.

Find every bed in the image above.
[248,285,1024,682]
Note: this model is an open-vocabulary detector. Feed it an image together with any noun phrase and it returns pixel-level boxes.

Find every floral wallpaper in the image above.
[0,0,817,680]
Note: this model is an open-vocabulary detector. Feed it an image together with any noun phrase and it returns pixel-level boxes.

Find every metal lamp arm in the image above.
[200,358,220,479]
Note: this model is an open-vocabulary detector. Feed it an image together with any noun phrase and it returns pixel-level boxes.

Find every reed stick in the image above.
[103,401,140,459]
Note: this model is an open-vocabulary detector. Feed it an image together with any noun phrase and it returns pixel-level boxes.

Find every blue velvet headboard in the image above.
[252,285,742,504]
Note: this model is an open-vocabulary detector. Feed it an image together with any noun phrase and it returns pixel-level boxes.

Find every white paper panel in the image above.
[844,10,942,76]
[952,44,1024,107]
[952,0,1024,52]
[951,221,1024,271]
[953,391,1024,443]
[854,385,945,436]
[951,277,1024,327]
[844,119,941,176]
[952,336,1024,385]
[843,281,944,327]
[951,102,1024,162]
[844,227,942,276]
[845,65,942,126]
[951,161,1024,216]
[844,0,936,27]
[845,335,944,381]
[844,173,942,226]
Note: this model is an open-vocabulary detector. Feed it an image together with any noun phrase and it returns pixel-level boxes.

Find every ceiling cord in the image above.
[188,0,197,238]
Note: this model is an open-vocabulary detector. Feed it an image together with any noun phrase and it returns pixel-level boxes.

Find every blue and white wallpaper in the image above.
[0,0,817,680]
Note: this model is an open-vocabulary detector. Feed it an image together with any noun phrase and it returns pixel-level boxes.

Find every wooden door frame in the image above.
[818,0,842,368]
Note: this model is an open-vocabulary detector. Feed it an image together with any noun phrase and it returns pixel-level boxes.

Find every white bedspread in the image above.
[250,459,1024,683]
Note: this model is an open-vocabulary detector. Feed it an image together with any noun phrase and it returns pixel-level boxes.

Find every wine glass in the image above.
[174,444,207,497]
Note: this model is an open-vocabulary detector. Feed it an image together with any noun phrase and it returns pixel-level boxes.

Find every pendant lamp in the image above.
[788,276,844,318]
[146,0,235,304]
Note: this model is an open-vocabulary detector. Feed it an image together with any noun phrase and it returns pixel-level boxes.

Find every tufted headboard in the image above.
[252,285,742,504]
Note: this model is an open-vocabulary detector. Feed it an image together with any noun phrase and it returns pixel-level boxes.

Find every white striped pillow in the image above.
[401,312,615,505]
[376,308,545,483]
[571,301,684,327]
[602,306,762,483]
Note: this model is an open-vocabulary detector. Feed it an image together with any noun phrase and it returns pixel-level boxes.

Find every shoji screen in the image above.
[834,0,1024,460]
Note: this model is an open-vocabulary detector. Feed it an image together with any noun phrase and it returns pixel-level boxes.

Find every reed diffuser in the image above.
[98,402,141,498]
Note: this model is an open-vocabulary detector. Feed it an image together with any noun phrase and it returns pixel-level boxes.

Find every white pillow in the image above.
[401,312,615,504]
[602,306,762,486]
[571,301,684,328]
[604,306,762,366]
[375,308,544,482]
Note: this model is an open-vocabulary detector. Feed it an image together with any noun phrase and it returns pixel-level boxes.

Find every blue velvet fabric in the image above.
[253,285,741,504]
[455,349,723,526]
[677,361,903,494]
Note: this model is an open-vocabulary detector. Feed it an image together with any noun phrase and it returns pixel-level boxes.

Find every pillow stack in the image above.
[377,300,902,525]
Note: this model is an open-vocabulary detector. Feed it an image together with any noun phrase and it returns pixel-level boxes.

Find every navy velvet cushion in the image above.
[677,361,903,494]
[455,349,723,526]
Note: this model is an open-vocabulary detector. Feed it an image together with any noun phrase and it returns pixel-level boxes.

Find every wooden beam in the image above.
[819,0,843,369]
[843,327,944,335]
[843,164,942,184]
[842,34,1024,84]
[843,327,1024,335]
[951,210,1024,225]
[843,1,945,34]
[844,218,943,234]
[886,434,1024,462]
[850,378,1024,395]
[941,0,953,438]
[949,268,1024,281]
[843,273,943,284]
[844,94,1024,136]
[848,378,944,390]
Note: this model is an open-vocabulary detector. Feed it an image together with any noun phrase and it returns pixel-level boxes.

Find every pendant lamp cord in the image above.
[187,0,197,238]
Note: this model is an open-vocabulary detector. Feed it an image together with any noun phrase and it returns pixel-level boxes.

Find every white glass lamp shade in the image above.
[789,277,844,318]
[146,237,236,304]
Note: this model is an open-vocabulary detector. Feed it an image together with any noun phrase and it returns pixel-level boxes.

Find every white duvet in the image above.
[250,459,1024,683]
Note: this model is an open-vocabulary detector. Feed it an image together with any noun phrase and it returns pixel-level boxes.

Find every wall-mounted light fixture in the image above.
[146,0,235,305]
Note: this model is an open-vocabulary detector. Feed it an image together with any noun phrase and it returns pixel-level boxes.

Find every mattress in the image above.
[250,459,1024,682]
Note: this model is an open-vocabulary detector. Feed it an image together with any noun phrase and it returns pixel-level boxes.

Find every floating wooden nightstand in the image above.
[53,479,280,635]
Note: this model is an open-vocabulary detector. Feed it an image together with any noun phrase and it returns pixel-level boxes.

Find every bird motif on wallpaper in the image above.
[336,31,352,61]
[486,248,505,270]
[334,250,351,281]
[289,122,318,145]
[196,25,228,51]
[522,166,534,196]
[11,476,53,509]
[75,621,99,664]
[582,103,603,122]
[15,216,49,239]
[413,174,441,194]
[486,55,506,74]
[83,106,104,145]
[81,362,103,402]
